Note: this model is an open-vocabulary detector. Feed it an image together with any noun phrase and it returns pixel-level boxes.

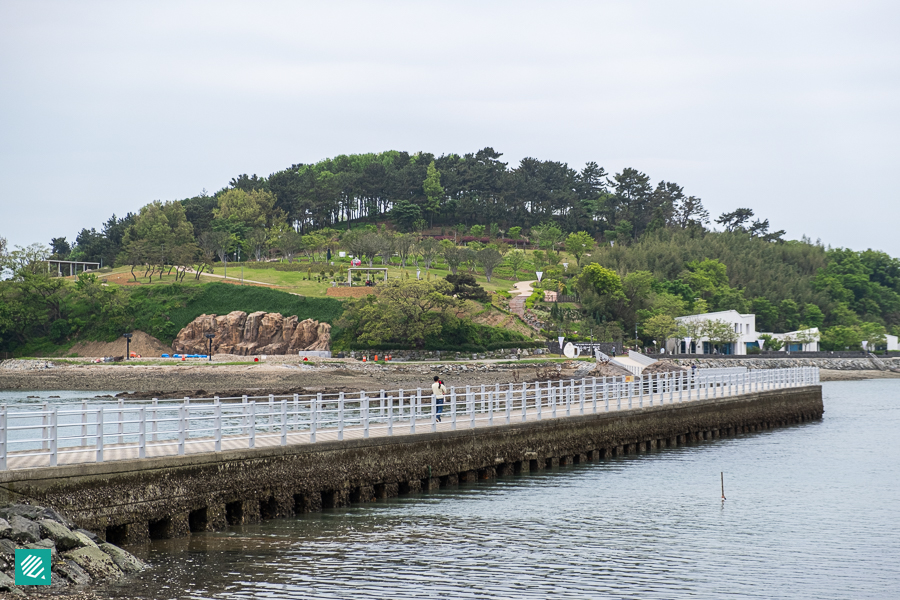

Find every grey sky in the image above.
[1,1,898,256]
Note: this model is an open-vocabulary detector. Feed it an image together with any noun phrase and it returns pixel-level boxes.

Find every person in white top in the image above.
[431,376,447,422]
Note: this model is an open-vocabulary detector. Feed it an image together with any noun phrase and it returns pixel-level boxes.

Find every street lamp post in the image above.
[122,333,133,360]
[204,333,215,362]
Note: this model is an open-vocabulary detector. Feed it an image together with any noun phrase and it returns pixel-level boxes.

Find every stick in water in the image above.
[721,471,726,500]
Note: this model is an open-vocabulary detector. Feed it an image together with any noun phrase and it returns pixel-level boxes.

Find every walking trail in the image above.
[509,280,540,330]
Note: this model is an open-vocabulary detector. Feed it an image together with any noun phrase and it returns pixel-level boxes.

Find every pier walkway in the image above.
[1,367,819,471]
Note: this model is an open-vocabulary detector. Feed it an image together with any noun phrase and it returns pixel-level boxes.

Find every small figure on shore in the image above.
[432,375,447,422]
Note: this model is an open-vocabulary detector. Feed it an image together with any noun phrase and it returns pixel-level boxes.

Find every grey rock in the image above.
[39,519,80,551]
[99,542,147,574]
[0,519,9,538]
[55,559,93,585]
[64,546,124,581]
[75,528,99,542]
[8,515,41,544]
[0,504,43,521]
[40,507,75,528]
[71,530,98,549]
[0,570,25,595]
[0,538,15,558]
[25,538,58,559]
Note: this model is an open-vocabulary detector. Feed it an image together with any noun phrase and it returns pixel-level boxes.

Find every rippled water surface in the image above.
[100,380,899,599]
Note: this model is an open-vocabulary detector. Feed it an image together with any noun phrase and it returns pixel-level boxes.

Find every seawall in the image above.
[0,386,822,545]
[670,356,900,372]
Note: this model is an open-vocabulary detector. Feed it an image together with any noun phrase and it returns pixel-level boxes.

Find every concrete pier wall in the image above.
[0,386,822,544]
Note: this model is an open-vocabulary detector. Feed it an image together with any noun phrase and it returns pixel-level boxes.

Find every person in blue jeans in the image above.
[431,376,447,422]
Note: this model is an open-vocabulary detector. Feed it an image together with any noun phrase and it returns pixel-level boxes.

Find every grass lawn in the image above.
[101,261,536,298]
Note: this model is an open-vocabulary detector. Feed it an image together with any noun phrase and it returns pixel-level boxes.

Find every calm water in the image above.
[72,380,900,599]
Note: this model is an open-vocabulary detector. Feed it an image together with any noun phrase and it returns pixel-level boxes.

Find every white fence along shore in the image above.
[0,367,819,471]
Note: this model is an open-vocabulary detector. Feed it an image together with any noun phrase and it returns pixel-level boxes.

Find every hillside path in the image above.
[509,280,540,330]
[185,268,277,288]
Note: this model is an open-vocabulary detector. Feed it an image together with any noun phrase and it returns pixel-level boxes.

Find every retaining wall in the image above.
[0,386,822,545]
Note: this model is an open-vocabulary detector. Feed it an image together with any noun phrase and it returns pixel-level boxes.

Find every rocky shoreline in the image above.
[1,356,897,395]
[0,358,588,394]
[0,504,146,597]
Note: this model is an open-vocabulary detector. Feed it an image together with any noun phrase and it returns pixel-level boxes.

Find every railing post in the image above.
[214,398,222,452]
[42,402,49,452]
[249,401,256,448]
[451,387,458,430]
[281,399,288,446]
[242,395,249,436]
[639,376,644,407]
[96,408,104,463]
[380,389,386,419]
[81,400,88,446]
[152,398,158,442]
[387,393,393,436]
[138,406,146,459]
[470,388,476,429]
[49,406,58,467]
[505,391,511,424]
[551,385,557,419]
[579,378,585,415]
[117,399,124,445]
[417,388,423,417]
[410,390,417,435]
[521,383,528,422]
[363,392,370,439]
[603,377,608,412]
[338,392,345,441]
[0,405,7,470]
[592,377,597,413]
[536,383,542,420]
[178,405,186,455]
[309,395,318,443]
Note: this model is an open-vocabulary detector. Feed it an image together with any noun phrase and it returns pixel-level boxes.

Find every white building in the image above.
[667,310,759,356]
[879,334,899,352]
[760,327,820,352]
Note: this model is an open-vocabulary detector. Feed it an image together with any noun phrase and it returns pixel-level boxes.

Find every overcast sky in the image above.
[1,1,898,256]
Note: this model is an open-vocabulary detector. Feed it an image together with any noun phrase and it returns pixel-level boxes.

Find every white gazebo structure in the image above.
[47,259,100,277]
[347,268,388,286]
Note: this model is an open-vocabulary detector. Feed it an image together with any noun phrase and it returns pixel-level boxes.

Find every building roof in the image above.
[675,310,753,322]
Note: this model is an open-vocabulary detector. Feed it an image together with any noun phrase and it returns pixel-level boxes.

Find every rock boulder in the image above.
[173,311,331,356]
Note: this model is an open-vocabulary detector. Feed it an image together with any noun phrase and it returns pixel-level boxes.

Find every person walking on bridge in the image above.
[432,376,447,422]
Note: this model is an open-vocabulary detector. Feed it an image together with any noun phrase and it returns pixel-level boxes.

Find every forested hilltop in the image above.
[2,147,899,356]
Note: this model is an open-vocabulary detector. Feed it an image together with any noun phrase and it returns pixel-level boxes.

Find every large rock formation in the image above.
[172,311,331,355]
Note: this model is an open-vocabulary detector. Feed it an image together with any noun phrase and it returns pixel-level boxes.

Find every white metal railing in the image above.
[0,367,819,471]
[696,367,749,376]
